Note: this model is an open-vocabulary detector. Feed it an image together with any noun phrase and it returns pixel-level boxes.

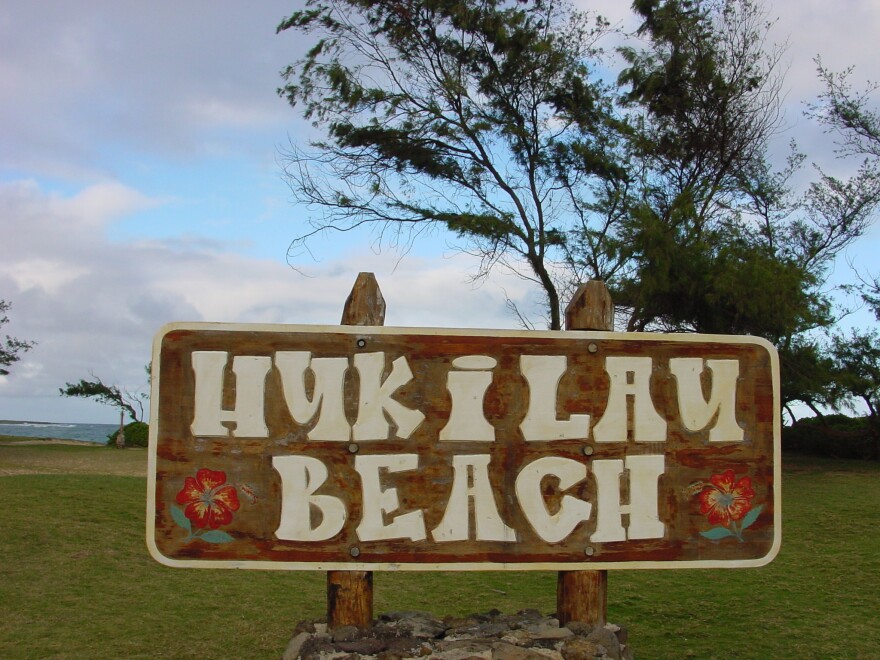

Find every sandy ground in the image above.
[0,438,102,446]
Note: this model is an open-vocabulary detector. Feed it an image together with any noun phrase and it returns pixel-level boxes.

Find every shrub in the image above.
[106,421,149,448]
[782,414,873,460]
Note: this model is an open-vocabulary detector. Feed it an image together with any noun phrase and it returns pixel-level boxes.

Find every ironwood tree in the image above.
[60,365,150,422]
[0,300,35,377]
[277,0,878,341]
[807,57,880,314]
[775,59,880,420]
[809,57,880,162]
[579,1,879,341]
[829,324,880,460]
[278,0,620,330]
[779,336,836,422]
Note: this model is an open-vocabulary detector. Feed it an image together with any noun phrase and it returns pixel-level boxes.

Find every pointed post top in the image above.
[559,279,613,628]
[331,272,382,630]
[341,272,386,326]
[564,280,613,332]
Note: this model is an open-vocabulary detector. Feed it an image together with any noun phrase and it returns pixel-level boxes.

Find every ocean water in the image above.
[0,420,120,444]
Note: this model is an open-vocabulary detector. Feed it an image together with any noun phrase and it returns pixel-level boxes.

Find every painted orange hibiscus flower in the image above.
[699,469,755,526]
[175,468,240,529]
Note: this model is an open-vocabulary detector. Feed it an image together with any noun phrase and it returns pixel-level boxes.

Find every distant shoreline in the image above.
[0,421,117,444]
[0,435,104,446]
[0,419,112,426]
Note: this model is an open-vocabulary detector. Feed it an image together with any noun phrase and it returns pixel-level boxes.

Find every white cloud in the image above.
[184,97,283,128]
[65,182,162,226]
[0,1,301,179]
[0,179,534,423]
[7,260,89,297]
[2,0,879,426]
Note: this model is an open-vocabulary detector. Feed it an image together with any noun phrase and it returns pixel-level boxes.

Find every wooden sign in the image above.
[147,323,780,570]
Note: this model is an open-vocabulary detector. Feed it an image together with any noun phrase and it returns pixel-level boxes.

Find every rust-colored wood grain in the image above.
[150,328,777,565]
[148,278,779,576]
[328,272,382,630]
[558,280,613,626]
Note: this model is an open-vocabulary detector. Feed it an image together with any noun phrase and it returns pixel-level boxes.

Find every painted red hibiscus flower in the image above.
[175,468,240,529]
[699,469,755,526]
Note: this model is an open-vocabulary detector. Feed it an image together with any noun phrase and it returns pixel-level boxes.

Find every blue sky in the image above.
[1,0,879,423]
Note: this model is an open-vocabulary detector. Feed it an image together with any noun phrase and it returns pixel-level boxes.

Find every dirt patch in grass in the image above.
[0,438,100,446]
[0,441,147,477]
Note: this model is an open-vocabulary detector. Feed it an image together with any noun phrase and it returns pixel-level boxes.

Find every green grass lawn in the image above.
[1,443,877,659]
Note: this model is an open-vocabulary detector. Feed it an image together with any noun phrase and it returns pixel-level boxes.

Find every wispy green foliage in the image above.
[278,0,879,342]
[779,336,836,421]
[278,0,617,329]
[808,57,880,315]
[0,300,35,377]
[60,365,150,422]
[830,328,880,459]
[605,0,851,337]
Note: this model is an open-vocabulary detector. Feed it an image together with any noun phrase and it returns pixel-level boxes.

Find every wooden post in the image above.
[327,569,373,631]
[557,280,613,627]
[340,272,386,326]
[326,272,383,630]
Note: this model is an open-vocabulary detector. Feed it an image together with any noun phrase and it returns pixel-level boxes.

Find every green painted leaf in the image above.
[700,526,734,540]
[170,505,191,533]
[740,504,763,530]
[199,530,234,544]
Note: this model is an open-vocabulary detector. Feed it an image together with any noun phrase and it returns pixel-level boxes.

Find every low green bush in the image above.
[782,414,874,459]
[106,421,149,448]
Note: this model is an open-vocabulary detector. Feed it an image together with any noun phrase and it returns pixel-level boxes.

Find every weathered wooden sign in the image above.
[147,323,780,570]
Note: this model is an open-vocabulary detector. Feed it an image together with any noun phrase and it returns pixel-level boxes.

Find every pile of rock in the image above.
[282,609,634,660]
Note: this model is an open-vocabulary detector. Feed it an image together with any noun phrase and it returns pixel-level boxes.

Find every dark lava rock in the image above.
[283,610,635,659]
